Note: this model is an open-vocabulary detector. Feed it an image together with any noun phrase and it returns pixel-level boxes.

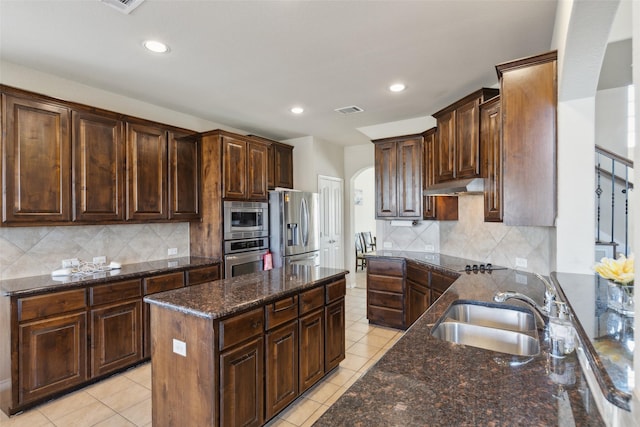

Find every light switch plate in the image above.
[172,339,186,357]
[168,248,178,256]
[515,257,528,268]
[425,244,435,252]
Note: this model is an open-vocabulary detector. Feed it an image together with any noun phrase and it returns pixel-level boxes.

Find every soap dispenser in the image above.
[549,301,576,358]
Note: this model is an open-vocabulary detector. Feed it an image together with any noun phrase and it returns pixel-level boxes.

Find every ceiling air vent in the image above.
[334,105,364,115]
[99,0,145,14]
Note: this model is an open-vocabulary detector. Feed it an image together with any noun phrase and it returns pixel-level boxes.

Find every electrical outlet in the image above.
[93,256,106,265]
[425,244,435,252]
[515,257,528,268]
[383,242,392,249]
[172,339,187,357]
[62,258,79,268]
[168,248,178,256]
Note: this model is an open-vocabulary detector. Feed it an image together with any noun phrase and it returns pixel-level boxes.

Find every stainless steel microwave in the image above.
[223,201,269,240]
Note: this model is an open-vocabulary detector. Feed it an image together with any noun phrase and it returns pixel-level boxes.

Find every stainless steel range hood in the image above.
[423,178,485,196]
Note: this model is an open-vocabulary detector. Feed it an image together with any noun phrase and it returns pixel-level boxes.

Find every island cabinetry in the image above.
[480,96,503,222]
[298,287,325,393]
[422,127,458,221]
[219,308,265,427]
[15,289,87,406]
[366,258,405,329]
[2,93,71,224]
[496,51,557,226]
[430,270,457,302]
[373,135,422,219]
[324,278,346,372]
[432,88,499,183]
[265,295,298,419]
[143,272,185,357]
[222,134,269,201]
[89,279,143,377]
[72,111,125,222]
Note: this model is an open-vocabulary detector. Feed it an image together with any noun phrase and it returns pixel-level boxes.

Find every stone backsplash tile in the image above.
[0,223,190,280]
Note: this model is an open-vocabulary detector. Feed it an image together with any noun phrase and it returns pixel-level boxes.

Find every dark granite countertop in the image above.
[144,265,349,320]
[315,253,605,426]
[552,272,634,410]
[0,256,221,297]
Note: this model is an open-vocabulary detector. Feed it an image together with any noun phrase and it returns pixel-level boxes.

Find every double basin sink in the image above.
[431,300,540,357]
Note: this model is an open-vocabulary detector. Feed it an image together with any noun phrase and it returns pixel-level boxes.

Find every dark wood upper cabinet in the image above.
[222,135,269,201]
[480,96,503,222]
[272,142,294,189]
[373,135,422,219]
[2,94,71,223]
[126,122,168,221]
[497,51,557,226]
[72,111,125,222]
[168,132,201,220]
[432,88,499,183]
[422,128,458,221]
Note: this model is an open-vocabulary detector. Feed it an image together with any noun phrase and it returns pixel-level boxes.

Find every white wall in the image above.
[596,86,631,158]
[353,168,376,235]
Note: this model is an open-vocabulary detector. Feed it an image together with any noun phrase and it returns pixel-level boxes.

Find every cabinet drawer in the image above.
[367,290,403,310]
[367,306,404,329]
[431,271,456,293]
[265,295,298,330]
[367,259,404,277]
[406,263,429,284]
[326,279,346,303]
[368,275,403,293]
[18,289,87,322]
[90,279,142,306]
[299,287,324,314]
[144,272,185,295]
[219,307,264,351]
[186,265,220,286]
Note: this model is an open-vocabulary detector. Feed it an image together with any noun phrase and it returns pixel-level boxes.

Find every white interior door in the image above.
[318,175,344,269]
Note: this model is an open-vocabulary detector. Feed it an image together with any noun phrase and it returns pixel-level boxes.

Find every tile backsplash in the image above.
[377,195,554,274]
[0,223,190,280]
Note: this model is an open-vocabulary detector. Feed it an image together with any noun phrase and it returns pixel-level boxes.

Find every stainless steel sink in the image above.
[441,301,537,332]
[431,300,540,357]
[431,321,540,356]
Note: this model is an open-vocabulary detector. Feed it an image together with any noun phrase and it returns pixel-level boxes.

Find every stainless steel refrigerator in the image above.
[269,190,320,268]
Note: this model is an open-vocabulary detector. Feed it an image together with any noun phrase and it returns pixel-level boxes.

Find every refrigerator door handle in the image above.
[300,197,309,247]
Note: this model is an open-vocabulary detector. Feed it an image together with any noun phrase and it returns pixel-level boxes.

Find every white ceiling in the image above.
[0,0,557,146]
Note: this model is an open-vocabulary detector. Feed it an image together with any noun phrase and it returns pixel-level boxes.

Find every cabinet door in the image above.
[265,322,298,419]
[2,95,71,223]
[325,299,345,372]
[267,143,276,189]
[422,128,437,220]
[374,141,397,218]
[126,123,167,220]
[72,111,125,222]
[168,132,200,220]
[406,280,430,327]
[396,137,422,218]
[455,98,481,179]
[481,97,503,222]
[220,337,264,427]
[19,312,87,404]
[435,110,456,182]
[298,309,324,393]
[274,144,294,189]
[222,136,247,199]
[246,141,268,200]
[90,300,142,377]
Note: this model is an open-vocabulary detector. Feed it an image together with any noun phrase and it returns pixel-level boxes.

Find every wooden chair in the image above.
[362,231,376,252]
[355,233,367,271]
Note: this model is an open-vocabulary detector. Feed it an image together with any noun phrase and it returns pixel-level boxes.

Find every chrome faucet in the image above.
[493,273,561,326]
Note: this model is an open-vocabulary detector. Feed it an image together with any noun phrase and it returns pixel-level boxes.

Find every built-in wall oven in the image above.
[223,201,269,279]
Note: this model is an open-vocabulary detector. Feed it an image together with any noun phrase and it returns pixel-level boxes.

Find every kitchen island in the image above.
[144,265,348,427]
[314,251,606,426]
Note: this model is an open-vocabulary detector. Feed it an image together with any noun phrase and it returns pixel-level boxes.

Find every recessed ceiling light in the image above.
[389,83,406,92]
[290,106,304,114]
[143,40,169,54]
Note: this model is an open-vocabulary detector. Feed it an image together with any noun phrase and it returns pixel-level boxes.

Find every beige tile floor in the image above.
[1,271,402,427]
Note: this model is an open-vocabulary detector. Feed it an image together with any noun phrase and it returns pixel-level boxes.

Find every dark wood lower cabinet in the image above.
[18,312,87,404]
[90,300,142,377]
[406,279,430,326]
[324,299,345,372]
[220,337,265,427]
[265,321,298,419]
[299,309,325,393]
